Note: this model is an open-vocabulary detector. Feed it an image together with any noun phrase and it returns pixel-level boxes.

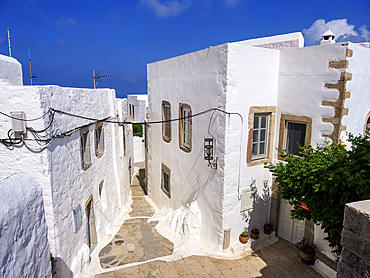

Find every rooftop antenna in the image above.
[28,47,37,85]
[7,29,11,57]
[93,70,113,89]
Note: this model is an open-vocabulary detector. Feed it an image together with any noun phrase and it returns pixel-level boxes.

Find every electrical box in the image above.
[10,111,26,134]
[240,188,254,212]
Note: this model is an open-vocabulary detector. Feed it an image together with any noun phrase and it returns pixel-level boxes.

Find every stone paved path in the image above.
[95,239,324,277]
[98,179,173,269]
[94,164,324,277]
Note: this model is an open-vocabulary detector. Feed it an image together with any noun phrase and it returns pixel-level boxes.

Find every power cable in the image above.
[50,107,217,125]
[0,109,51,121]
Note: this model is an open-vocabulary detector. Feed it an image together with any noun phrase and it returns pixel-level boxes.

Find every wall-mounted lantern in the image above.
[204,138,217,169]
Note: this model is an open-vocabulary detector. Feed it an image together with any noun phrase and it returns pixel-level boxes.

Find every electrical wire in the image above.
[27,110,54,133]
[0,109,51,121]
[50,107,217,125]
[211,108,244,201]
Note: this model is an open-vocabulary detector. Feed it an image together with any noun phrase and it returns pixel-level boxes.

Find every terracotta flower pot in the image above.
[251,232,259,239]
[264,224,272,234]
[299,250,316,265]
[239,234,249,244]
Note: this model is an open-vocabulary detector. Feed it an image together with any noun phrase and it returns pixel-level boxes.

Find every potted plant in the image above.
[239,231,249,244]
[264,223,272,234]
[295,237,316,265]
[251,228,259,239]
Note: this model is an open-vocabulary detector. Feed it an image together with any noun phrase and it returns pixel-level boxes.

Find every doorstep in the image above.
[229,231,279,255]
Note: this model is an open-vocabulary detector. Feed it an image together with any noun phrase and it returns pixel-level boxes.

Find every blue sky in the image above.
[1,0,369,98]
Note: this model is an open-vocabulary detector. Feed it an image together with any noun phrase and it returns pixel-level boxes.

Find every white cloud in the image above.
[303,19,370,46]
[54,16,77,28]
[141,0,192,17]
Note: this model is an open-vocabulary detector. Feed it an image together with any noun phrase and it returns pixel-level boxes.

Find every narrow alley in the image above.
[88,163,325,278]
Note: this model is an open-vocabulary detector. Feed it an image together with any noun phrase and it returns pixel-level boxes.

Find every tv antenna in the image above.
[28,47,37,85]
[93,70,113,89]
[7,29,11,57]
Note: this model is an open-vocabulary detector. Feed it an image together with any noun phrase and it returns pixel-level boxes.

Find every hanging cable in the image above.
[211,108,244,201]
[0,109,51,121]
[50,107,218,125]
[27,110,55,133]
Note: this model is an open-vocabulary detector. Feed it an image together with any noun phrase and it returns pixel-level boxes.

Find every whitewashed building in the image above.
[146,31,370,256]
[127,94,148,163]
[0,173,51,278]
[0,54,133,277]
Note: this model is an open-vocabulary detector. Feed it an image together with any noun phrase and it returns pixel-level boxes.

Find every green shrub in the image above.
[265,133,370,255]
[132,124,143,137]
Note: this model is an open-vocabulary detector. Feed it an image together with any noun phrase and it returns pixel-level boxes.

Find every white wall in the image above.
[0,54,23,85]
[343,43,370,137]
[147,44,228,252]
[133,136,145,162]
[277,42,370,253]
[127,95,147,123]
[0,85,55,253]
[116,97,134,187]
[224,44,280,244]
[278,42,348,146]
[38,86,130,277]
[234,32,304,50]
[0,83,132,277]
[0,173,51,278]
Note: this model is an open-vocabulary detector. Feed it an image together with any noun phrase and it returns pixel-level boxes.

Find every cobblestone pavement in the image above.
[98,179,174,269]
[94,165,324,277]
[95,239,324,277]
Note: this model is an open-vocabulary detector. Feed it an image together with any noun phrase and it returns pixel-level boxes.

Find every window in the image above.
[73,204,82,232]
[247,107,276,166]
[95,122,104,158]
[179,103,192,152]
[162,101,171,142]
[80,128,91,169]
[278,114,312,159]
[161,164,170,198]
[365,112,370,134]
[129,104,135,118]
[252,114,269,159]
[285,122,307,155]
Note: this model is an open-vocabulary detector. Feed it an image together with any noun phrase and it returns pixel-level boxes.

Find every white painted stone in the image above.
[312,259,337,278]
[0,54,23,85]
[0,81,133,276]
[342,43,370,138]
[133,136,145,162]
[235,32,304,49]
[0,173,51,278]
[147,32,370,257]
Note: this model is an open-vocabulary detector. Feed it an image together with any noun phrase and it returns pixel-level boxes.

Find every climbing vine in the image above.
[265,133,370,255]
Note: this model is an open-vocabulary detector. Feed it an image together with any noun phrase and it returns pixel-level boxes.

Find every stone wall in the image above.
[337,200,370,277]
[0,173,51,277]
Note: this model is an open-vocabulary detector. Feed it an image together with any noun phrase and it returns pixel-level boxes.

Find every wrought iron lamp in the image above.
[204,138,217,169]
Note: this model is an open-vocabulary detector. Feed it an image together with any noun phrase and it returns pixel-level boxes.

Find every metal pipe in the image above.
[7,29,11,57]
[28,47,33,86]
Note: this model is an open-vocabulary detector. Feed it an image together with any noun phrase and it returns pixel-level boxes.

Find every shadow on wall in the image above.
[174,143,217,208]
[241,178,271,235]
[54,257,73,278]
[173,112,225,208]
[137,168,147,194]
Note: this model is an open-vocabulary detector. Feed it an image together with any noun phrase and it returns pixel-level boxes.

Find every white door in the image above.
[278,199,305,243]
